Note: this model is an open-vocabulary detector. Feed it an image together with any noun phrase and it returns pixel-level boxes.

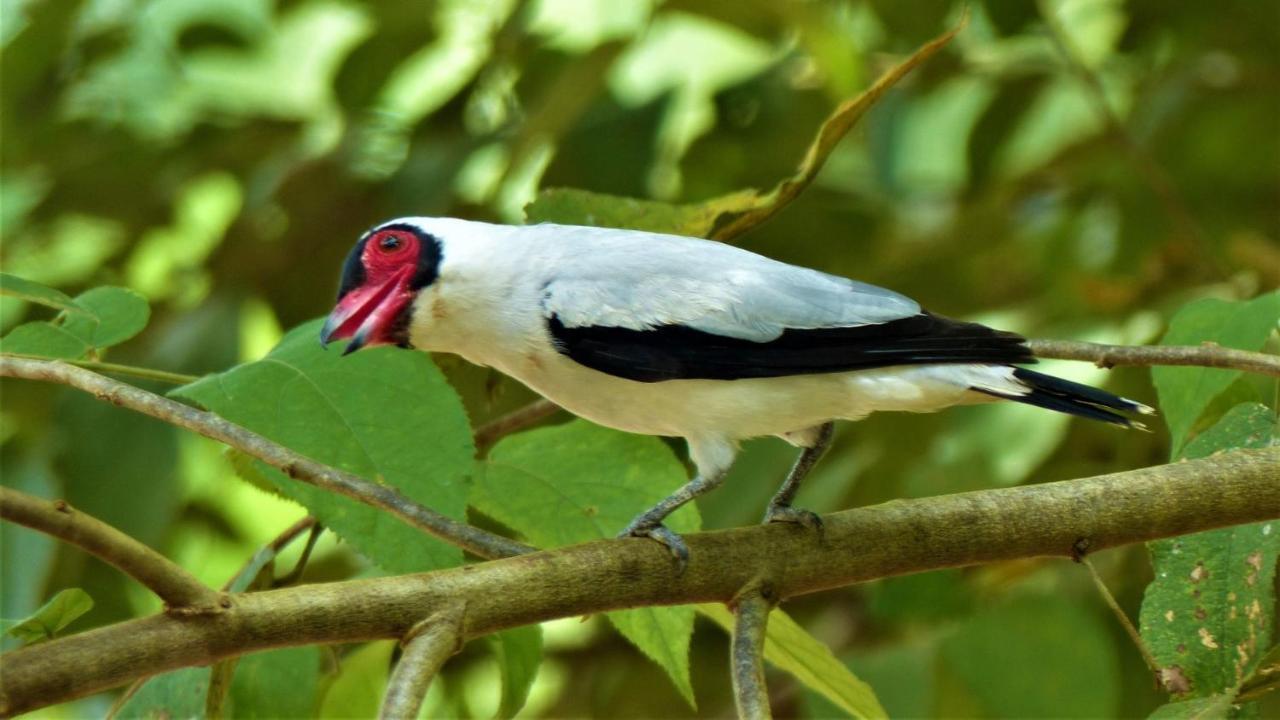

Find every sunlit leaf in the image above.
[1152,292,1280,454]
[61,286,150,351]
[4,588,94,645]
[0,272,87,315]
[472,420,699,707]
[176,319,473,574]
[525,14,966,241]
[488,625,544,719]
[1139,403,1279,702]
[698,603,887,719]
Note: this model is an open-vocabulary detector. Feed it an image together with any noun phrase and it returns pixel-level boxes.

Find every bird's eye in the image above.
[379,235,402,252]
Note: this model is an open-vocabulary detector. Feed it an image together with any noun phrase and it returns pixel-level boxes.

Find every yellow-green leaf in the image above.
[5,588,94,645]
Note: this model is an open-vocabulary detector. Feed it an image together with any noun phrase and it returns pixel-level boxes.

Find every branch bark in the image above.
[379,606,465,720]
[0,487,221,612]
[3,446,1276,716]
[1028,339,1280,377]
[0,356,533,560]
[731,584,775,720]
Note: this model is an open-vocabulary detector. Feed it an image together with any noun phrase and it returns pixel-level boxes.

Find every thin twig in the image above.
[474,398,561,451]
[0,487,220,611]
[379,606,466,720]
[1080,557,1162,676]
[730,584,775,720]
[1028,339,1280,378]
[2,446,1277,715]
[274,521,324,588]
[0,357,534,560]
[1,352,199,385]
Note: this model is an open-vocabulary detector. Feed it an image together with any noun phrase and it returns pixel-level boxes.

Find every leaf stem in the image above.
[0,352,199,385]
[1080,556,1162,676]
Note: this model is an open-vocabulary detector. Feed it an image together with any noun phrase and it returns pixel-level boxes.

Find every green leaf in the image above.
[0,321,91,359]
[228,647,322,719]
[939,593,1120,717]
[0,285,149,359]
[472,420,699,706]
[318,641,396,720]
[0,272,88,315]
[61,286,150,350]
[1152,292,1280,453]
[697,604,888,719]
[4,588,94,645]
[110,668,211,719]
[1140,403,1279,700]
[488,625,543,719]
[175,319,474,573]
[1147,695,1234,719]
[526,17,965,241]
[1237,644,1280,702]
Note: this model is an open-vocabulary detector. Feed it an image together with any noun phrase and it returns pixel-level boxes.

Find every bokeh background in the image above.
[3,0,1277,716]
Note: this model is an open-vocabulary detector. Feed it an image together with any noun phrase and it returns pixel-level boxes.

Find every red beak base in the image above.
[320,267,414,355]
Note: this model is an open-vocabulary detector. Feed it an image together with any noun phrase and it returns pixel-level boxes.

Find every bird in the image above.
[321,217,1154,564]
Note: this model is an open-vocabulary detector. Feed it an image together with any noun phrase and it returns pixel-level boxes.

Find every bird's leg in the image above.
[763,422,835,531]
[618,469,727,568]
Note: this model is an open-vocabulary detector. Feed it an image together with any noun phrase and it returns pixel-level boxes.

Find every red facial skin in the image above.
[320,229,420,354]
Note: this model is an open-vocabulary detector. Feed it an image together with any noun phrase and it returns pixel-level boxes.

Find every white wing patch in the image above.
[537,227,921,341]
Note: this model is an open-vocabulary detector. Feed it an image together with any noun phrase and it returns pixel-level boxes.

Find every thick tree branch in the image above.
[2,447,1275,716]
[0,356,533,560]
[1028,339,1280,377]
[731,584,775,720]
[379,606,466,720]
[0,487,220,612]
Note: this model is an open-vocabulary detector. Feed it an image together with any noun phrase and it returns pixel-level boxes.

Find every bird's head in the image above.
[320,220,443,355]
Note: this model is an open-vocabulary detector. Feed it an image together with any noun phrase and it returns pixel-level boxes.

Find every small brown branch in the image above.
[3,446,1275,715]
[0,356,534,560]
[1028,339,1280,377]
[474,399,561,451]
[379,606,466,720]
[0,487,220,611]
[730,584,775,720]
[273,520,323,588]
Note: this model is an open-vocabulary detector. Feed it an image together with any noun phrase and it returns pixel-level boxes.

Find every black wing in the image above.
[547,312,1034,383]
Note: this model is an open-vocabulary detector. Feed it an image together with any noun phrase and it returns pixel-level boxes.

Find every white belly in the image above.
[490,348,1005,442]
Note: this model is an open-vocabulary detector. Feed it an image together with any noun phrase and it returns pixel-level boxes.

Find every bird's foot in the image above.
[763,504,825,538]
[618,521,689,571]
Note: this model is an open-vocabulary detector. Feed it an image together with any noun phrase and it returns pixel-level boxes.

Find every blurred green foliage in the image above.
[3,0,1278,717]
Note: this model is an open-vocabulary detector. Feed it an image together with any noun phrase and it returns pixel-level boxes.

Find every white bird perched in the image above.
[321,217,1154,563]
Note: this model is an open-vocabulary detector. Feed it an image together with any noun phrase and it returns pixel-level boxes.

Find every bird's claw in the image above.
[618,522,689,572]
[763,504,825,538]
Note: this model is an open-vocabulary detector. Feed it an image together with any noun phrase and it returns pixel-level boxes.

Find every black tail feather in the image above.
[975,368,1155,429]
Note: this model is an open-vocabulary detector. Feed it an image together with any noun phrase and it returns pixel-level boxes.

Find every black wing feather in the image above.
[547,312,1034,382]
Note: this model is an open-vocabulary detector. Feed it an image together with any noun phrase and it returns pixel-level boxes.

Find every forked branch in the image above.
[0,487,220,612]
